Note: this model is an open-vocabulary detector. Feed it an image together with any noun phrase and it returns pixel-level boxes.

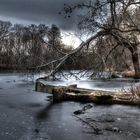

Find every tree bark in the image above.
[131,47,140,78]
[36,81,140,106]
[111,32,140,78]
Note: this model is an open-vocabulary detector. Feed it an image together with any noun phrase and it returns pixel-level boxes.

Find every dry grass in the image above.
[129,86,140,101]
[122,70,135,78]
[122,86,140,103]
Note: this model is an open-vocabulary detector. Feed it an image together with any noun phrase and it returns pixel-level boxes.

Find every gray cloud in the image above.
[0,0,86,30]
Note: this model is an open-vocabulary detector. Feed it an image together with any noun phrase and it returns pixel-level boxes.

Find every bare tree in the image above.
[56,0,140,78]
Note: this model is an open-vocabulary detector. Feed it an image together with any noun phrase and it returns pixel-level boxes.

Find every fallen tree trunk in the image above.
[36,80,140,106]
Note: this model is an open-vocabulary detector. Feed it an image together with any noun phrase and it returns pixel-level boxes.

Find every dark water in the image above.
[0,73,140,140]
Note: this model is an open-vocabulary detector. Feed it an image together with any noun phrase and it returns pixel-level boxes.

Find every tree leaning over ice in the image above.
[36,0,140,79]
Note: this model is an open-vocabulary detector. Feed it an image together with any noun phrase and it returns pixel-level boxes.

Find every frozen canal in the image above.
[0,73,140,140]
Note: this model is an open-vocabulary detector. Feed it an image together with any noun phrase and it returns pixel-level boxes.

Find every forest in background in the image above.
[0,20,134,73]
[0,0,140,79]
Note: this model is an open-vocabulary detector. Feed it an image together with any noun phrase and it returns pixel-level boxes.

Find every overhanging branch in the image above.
[37,30,106,79]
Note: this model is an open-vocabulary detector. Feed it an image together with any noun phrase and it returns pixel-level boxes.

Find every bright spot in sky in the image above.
[61,31,82,49]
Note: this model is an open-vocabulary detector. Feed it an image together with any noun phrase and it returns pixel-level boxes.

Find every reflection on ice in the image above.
[0,71,140,92]
[41,79,140,92]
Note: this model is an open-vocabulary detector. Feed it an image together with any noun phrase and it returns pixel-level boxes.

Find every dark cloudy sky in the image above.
[0,0,87,31]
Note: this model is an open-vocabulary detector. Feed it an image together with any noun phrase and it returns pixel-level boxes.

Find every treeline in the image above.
[0,18,136,74]
[0,21,72,71]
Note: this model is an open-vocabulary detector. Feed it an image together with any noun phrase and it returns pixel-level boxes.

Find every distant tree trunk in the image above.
[130,46,140,78]
[111,32,140,78]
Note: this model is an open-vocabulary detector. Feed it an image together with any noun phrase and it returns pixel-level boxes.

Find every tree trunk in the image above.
[131,47,140,78]
[111,32,140,78]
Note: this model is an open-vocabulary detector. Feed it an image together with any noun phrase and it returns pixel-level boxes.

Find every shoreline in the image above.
[36,80,140,106]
